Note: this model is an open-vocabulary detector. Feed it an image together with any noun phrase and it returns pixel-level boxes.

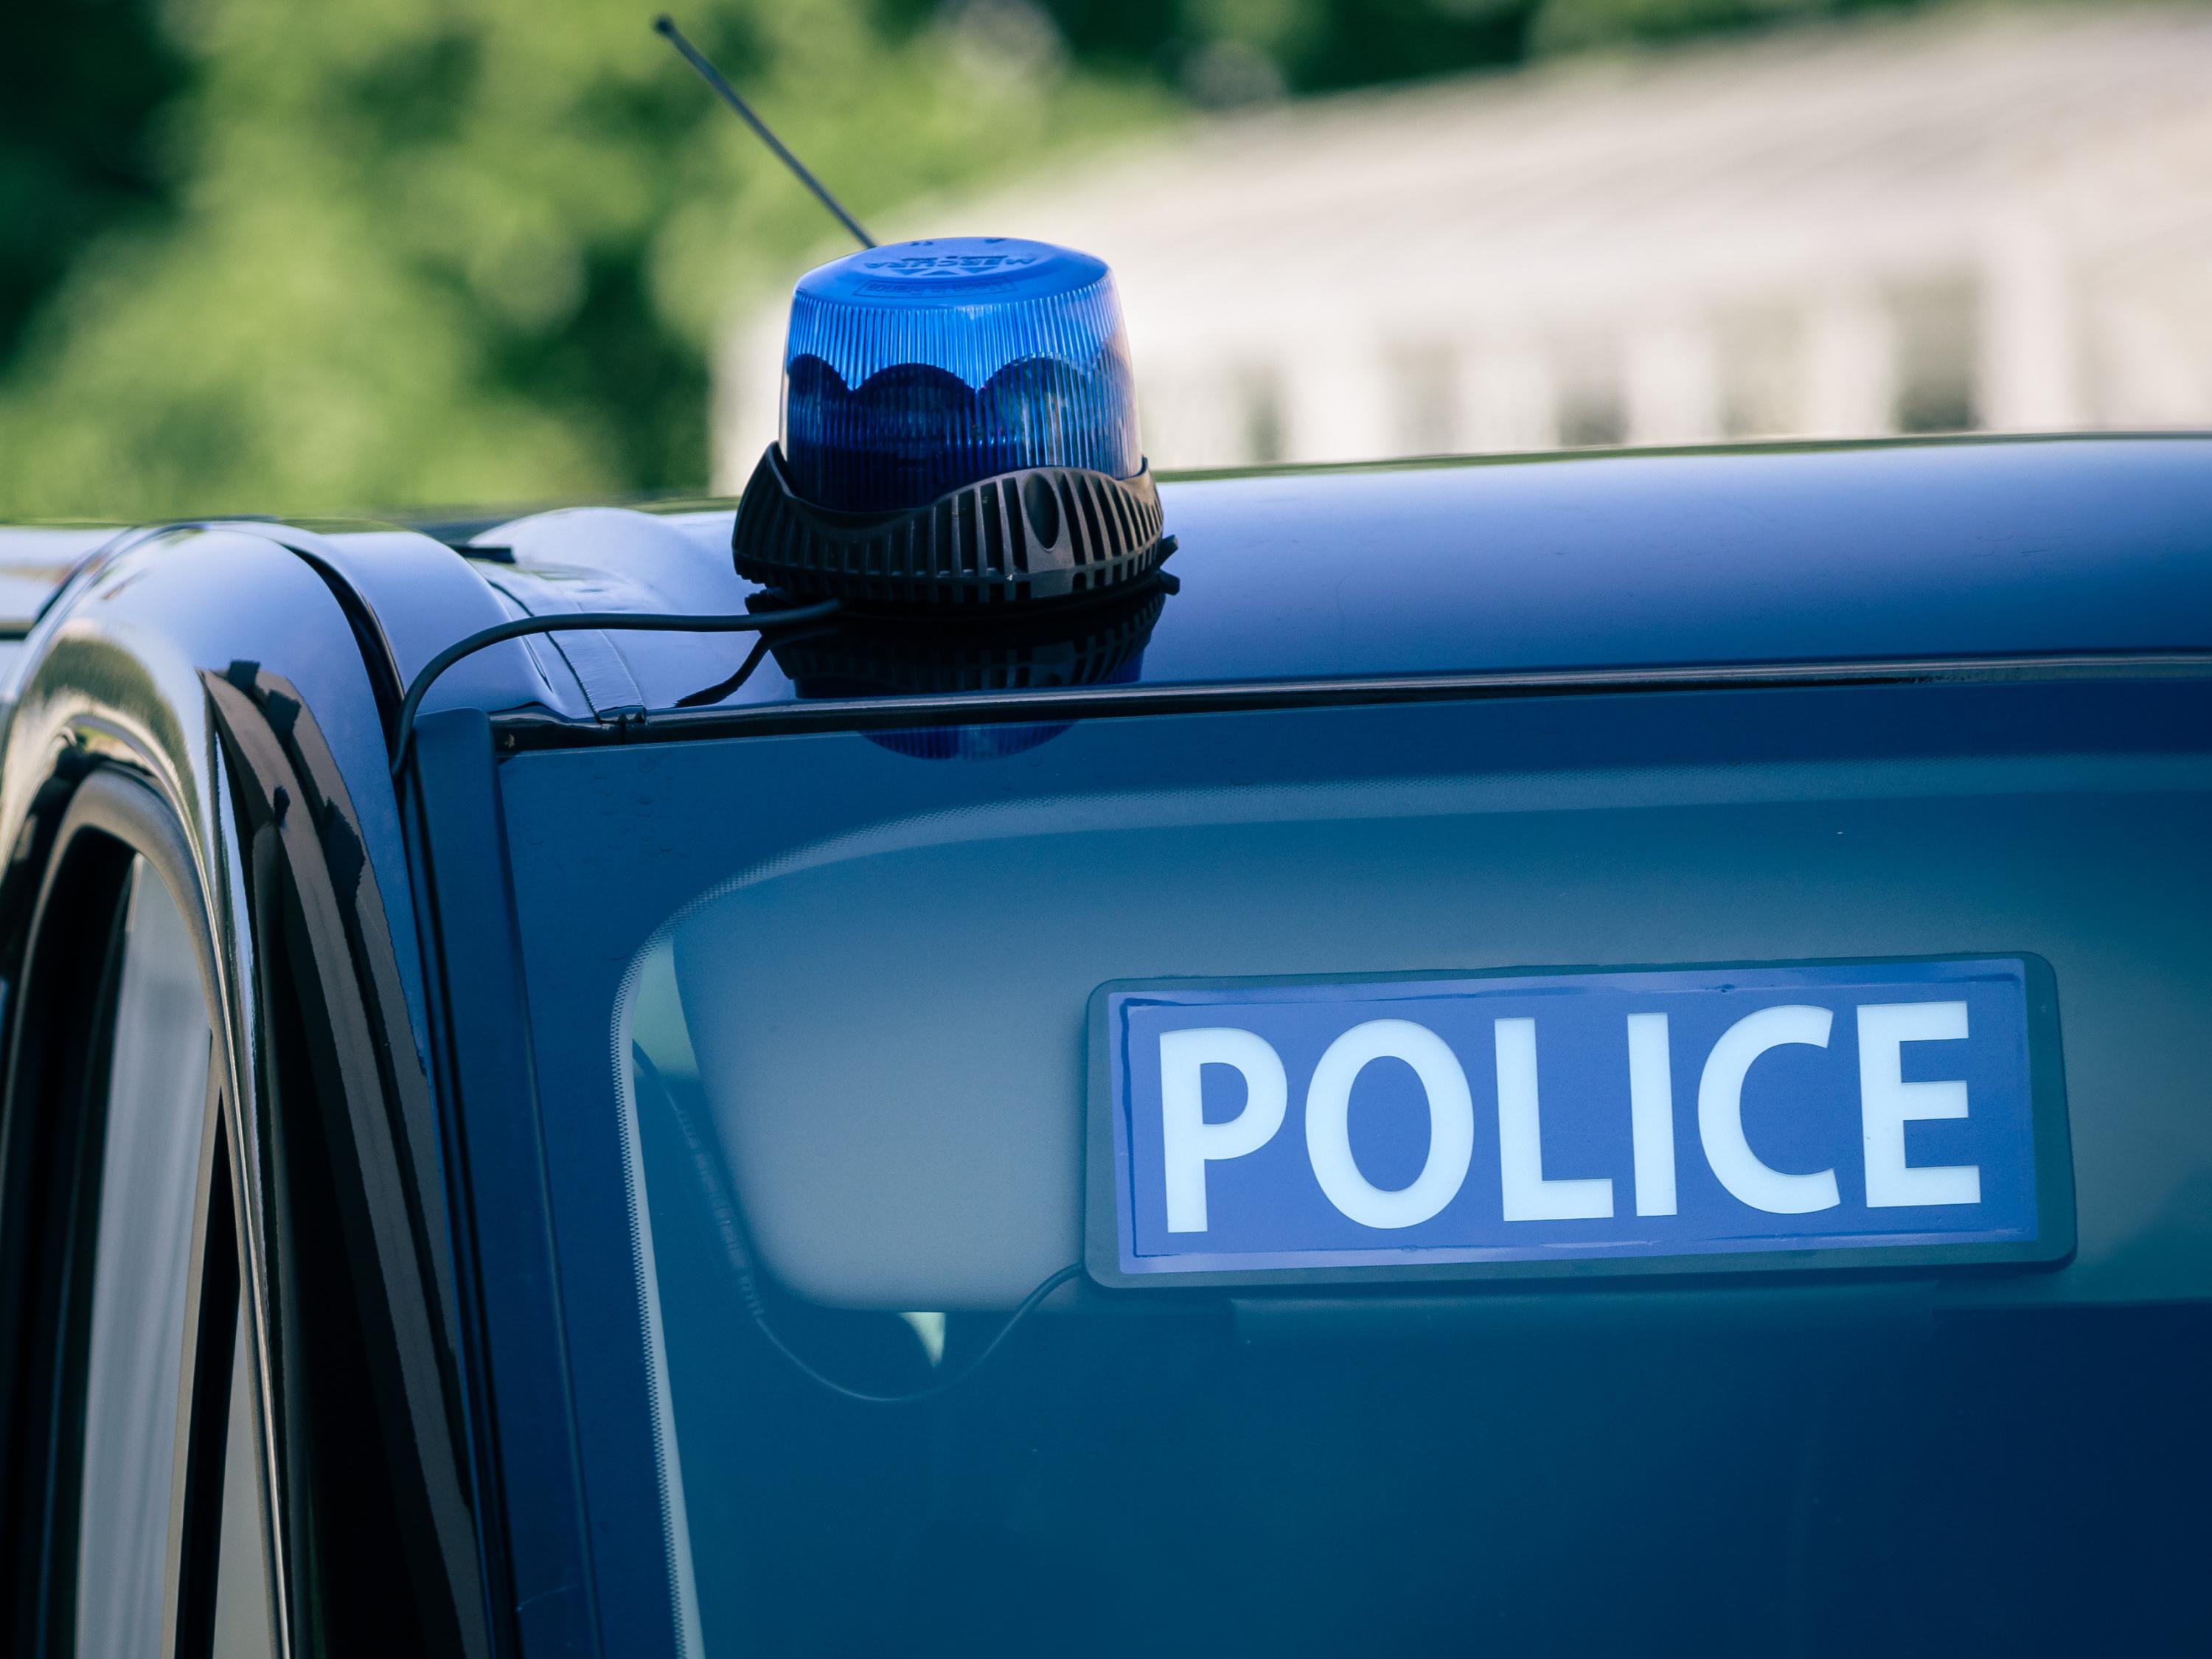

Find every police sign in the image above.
[1087,957,2072,1287]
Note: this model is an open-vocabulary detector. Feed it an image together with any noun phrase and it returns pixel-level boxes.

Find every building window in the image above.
[1239,365,1287,465]
[1388,342,1459,456]
[1718,303,1805,439]
[1554,333,1626,448]
[1892,276,1979,434]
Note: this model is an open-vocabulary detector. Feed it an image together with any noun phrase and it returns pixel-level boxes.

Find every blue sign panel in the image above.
[1090,957,2065,1285]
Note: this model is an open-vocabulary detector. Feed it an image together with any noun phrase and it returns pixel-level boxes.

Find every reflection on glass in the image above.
[75,860,214,1659]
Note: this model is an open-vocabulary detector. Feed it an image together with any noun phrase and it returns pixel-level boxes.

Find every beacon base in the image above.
[733,442,1170,610]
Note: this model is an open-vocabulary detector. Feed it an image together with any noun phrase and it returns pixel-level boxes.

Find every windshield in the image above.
[494,679,2212,1658]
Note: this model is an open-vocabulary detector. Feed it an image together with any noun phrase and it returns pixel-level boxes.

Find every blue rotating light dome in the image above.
[732,235,1172,610]
[783,237,1140,512]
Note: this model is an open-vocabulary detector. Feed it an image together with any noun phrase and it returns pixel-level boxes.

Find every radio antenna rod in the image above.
[655,15,877,251]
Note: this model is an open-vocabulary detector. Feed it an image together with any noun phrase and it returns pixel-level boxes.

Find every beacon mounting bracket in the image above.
[731,443,1171,611]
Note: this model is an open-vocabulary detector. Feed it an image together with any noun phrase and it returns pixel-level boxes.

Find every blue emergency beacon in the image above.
[732,234,1172,609]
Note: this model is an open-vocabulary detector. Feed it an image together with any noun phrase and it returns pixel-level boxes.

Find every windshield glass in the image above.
[495,680,2212,1658]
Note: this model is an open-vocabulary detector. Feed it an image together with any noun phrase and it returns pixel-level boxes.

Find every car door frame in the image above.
[0,526,494,1658]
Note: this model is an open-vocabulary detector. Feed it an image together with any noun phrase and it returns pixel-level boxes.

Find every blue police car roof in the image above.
[449,434,2212,734]
[10,434,2209,734]
[1093,434,2212,681]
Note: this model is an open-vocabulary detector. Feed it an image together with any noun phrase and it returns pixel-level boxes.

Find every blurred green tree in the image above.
[1526,0,1916,54]
[0,0,185,366]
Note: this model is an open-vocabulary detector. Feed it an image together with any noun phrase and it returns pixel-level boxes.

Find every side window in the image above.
[3,781,285,1658]
[71,859,215,1659]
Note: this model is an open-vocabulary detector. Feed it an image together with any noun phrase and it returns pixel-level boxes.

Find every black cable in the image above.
[641,1046,1081,1405]
[669,613,848,709]
[675,633,776,709]
[741,1262,1084,1408]
[387,600,841,775]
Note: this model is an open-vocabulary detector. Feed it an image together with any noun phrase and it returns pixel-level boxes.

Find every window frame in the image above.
[206,668,492,1659]
[402,708,600,1659]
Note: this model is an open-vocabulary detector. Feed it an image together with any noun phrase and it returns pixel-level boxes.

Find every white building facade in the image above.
[715,4,2212,483]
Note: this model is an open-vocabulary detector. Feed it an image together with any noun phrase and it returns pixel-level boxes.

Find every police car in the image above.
[0,233,2207,1659]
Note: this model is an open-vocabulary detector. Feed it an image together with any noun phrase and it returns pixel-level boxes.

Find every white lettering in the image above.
[1697,1005,1840,1214]
[1858,1001,1979,1208]
[1160,1027,1287,1233]
[1495,1017,1615,1222]
[1627,1012,1677,1217]
[1306,1019,1475,1228]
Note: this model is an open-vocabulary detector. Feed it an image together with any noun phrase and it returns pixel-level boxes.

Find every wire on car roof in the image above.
[386,599,841,776]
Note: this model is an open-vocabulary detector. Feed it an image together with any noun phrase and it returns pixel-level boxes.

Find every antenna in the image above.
[654,15,877,251]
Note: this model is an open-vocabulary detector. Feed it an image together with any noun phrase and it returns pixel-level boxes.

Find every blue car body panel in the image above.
[462,436,2212,731]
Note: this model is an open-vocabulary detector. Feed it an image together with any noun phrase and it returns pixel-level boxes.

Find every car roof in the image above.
[481,434,2212,728]
[17,434,2212,737]
[1074,434,2212,682]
